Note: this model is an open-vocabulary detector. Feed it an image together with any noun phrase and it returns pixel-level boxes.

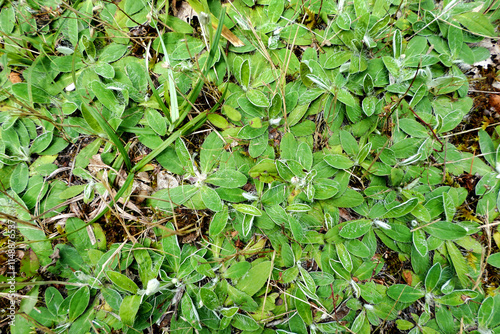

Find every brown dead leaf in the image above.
[339,208,354,221]
[175,1,244,47]
[218,24,245,47]
[88,154,108,174]
[402,270,413,285]
[490,94,500,112]
[9,72,22,83]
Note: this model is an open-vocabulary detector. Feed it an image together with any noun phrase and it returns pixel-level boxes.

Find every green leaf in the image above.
[249,133,268,158]
[102,288,122,311]
[107,271,139,294]
[362,96,377,116]
[223,261,251,279]
[396,319,415,331]
[12,83,50,104]
[242,214,255,237]
[69,286,90,321]
[336,88,357,107]
[207,113,229,129]
[99,43,129,63]
[382,223,412,242]
[74,138,103,169]
[236,261,272,296]
[324,154,355,169]
[280,132,298,160]
[30,131,53,154]
[294,287,313,325]
[209,205,229,237]
[247,89,269,107]
[413,229,428,257]
[222,105,242,122]
[206,169,247,188]
[240,59,250,88]
[454,12,496,37]
[487,253,500,268]
[200,288,219,311]
[133,247,154,285]
[425,263,442,292]
[10,162,29,193]
[340,130,359,157]
[337,12,351,30]
[328,188,365,208]
[286,203,311,212]
[162,222,181,271]
[200,132,224,174]
[384,198,419,218]
[0,6,16,34]
[59,185,86,200]
[313,178,339,200]
[339,219,372,239]
[478,296,495,328]
[424,222,467,240]
[399,118,429,138]
[232,314,260,331]
[442,192,456,221]
[436,306,454,334]
[90,80,124,116]
[387,284,424,303]
[297,142,313,170]
[94,62,115,79]
[226,284,258,312]
[336,243,353,272]
[200,186,223,212]
[148,185,199,209]
[181,293,201,329]
[289,215,306,242]
[232,203,262,216]
[393,29,402,58]
[478,129,495,166]
[446,240,470,288]
[119,295,142,326]
[267,0,284,23]
[435,290,479,306]
[146,109,167,136]
[66,217,93,255]
[191,253,215,278]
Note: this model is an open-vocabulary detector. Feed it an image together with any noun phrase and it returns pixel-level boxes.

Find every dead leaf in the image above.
[177,1,244,47]
[88,154,107,174]
[136,171,151,183]
[402,270,413,285]
[176,1,196,23]
[87,225,96,245]
[157,171,179,190]
[218,24,245,47]
[490,95,500,112]
[9,72,22,83]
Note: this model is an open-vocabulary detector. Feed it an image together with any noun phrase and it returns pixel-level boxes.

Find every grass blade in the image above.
[176,7,226,127]
[144,40,172,125]
[81,104,132,171]
[154,25,179,123]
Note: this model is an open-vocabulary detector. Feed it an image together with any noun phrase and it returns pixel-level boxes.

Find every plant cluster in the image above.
[1,0,500,333]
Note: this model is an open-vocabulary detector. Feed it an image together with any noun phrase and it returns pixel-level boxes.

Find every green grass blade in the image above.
[132,111,207,173]
[144,40,172,125]
[155,26,179,123]
[80,104,132,171]
[70,42,132,172]
[175,7,226,127]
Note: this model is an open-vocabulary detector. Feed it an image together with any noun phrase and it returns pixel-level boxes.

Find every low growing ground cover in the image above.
[1,0,500,333]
